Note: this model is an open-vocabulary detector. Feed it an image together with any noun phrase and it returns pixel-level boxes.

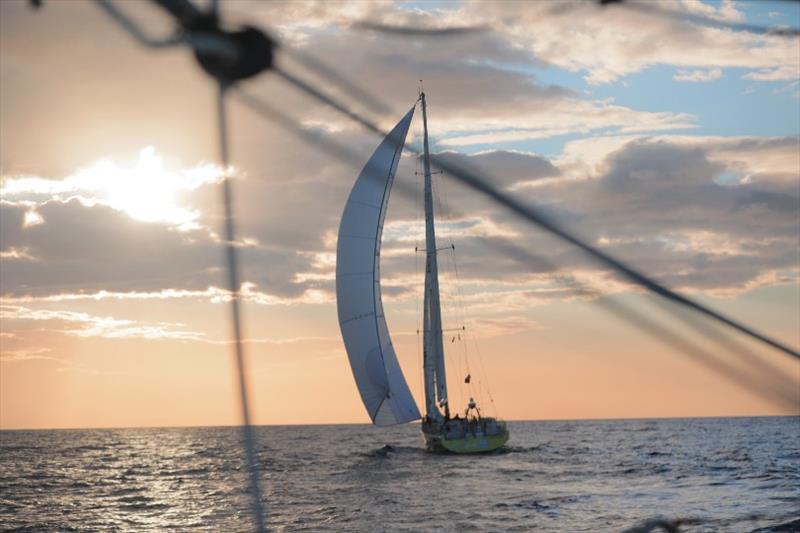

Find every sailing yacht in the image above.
[336,92,509,453]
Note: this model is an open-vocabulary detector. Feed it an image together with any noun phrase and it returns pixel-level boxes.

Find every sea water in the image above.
[1,417,798,532]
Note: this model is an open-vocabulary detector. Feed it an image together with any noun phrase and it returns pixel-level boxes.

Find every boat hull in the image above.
[427,431,509,454]
[422,418,509,454]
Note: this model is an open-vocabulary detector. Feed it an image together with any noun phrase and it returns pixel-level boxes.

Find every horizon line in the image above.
[2,413,797,432]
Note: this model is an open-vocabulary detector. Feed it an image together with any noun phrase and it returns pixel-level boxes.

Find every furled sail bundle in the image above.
[336,108,421,426]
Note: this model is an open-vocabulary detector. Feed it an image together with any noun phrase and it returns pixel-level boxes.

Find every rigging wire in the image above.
[450,244,499,418]
[477,236,798,410]
[89,2,269,529]
[233,89,797,411]
[280,47,390,115]
[41,2,799,532]
[354,0,800,39]
[95,0,184,48]
[420,96,467,413]
[270,65,800,363]
[603,0,800,37]
[217,83,267,533]
[88,0,800,410]
[656,299,797,399]
[353,21,489,37]
[424,140,490,414]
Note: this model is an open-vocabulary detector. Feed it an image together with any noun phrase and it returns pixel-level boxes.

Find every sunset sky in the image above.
[1,0,798,430]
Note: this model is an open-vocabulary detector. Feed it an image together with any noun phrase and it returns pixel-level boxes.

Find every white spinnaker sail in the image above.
[336,108,421,426]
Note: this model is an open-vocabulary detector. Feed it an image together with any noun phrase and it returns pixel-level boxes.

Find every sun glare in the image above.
[22,210,44,227]
[1,147,223,231]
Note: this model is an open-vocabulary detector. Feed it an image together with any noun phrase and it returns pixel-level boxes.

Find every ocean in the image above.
[1,417,798,532]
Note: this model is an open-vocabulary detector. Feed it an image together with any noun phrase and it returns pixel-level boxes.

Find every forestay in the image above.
[336,108,421,426]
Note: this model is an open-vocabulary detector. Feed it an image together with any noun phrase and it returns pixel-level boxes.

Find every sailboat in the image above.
[335,91,509,453]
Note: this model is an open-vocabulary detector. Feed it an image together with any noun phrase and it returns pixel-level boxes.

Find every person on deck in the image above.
[465,397,479,417]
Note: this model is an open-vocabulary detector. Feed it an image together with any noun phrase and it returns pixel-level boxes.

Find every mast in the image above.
[420,91,449,421]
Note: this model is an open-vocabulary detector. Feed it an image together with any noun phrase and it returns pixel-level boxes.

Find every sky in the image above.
[0,0,798,430]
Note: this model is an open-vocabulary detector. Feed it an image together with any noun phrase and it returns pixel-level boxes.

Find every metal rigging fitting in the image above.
[148,0,275,82]
[189,24,273,83]
[87,0,276,84]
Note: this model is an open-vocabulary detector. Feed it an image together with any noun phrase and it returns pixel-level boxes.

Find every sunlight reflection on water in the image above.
[1,417,798,532]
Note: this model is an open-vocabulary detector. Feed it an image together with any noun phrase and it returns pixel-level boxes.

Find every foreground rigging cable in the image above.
[90,0,275,529]
[269,64,800,362]
[234,89,796,410]
[93,0,800,398]
[43,0,800,528]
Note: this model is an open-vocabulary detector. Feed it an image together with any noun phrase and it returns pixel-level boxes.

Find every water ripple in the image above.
[0,417,797,532]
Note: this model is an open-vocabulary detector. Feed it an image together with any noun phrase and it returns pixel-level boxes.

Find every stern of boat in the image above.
[422,417,508,454]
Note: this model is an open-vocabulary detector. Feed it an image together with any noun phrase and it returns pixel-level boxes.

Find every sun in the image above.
[1,147,224,231]
[66,147,224,230]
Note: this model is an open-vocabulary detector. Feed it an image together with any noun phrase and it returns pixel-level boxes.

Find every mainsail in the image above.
[336,108,421,426]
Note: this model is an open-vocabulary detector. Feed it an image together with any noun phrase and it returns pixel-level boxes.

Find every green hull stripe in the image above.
[440,432,509,454]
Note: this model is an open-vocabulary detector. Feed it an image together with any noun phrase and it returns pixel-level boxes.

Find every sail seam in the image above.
[370,396,386,422]
[339,312,375,325]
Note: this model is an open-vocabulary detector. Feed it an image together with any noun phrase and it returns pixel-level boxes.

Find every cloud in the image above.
[22,209,44,227]
[0,246,37,261]
[271,134,798,300]
[368,135,799,301]
[0,196,319,299]
[0,298,343,350]
[474,0,798,85]
[673,67,722,82]
[0,281,335,311]
[0,346,132,376]
[226,5,699,147]
[0,304,208,341]
[1,147,223,231]
[680,0,745,23]
[743,65,800,82]
[462,315,544,338]
[0,347,60,363]
[2,131,796,310]
[0,0,796,317]
[428,98,695,146]
[556,134,800,186]
[536,137,798,294]
[239,0,792,94]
